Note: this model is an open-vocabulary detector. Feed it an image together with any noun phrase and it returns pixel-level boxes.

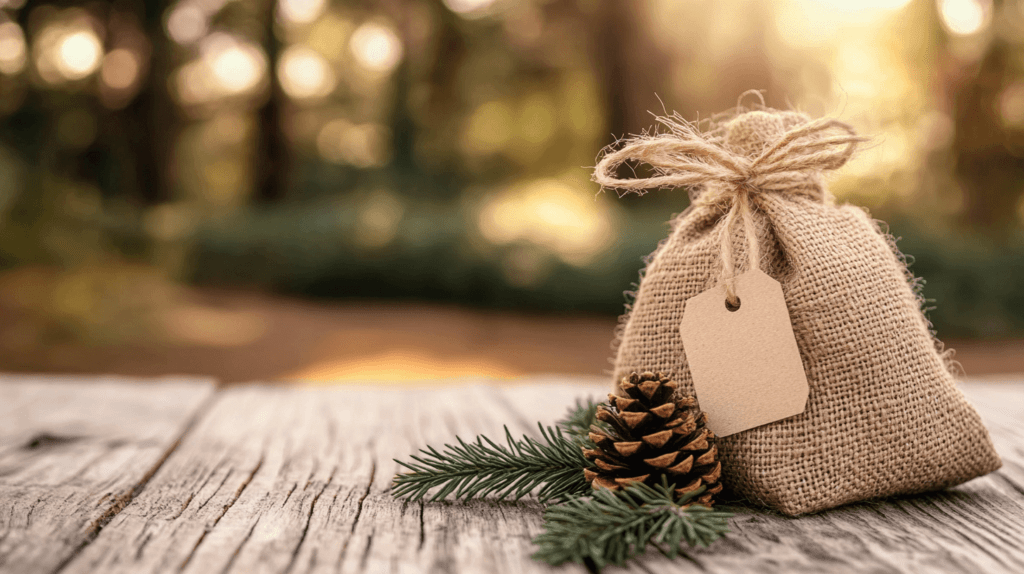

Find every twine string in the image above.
[593,111,865,304]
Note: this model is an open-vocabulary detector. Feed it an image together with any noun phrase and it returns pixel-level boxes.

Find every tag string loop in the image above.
[593,108,865,304]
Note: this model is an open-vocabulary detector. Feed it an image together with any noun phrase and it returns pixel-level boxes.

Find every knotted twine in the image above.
[593,101,866,305]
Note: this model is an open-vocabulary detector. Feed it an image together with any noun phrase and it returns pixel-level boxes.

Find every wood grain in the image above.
[63,383,576,574]
[0,375,214,574]
[9,376,1024,574]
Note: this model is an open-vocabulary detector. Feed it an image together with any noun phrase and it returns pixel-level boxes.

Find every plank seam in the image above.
[49,387,221,574]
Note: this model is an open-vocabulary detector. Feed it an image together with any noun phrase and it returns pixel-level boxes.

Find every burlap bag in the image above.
[595,97,1002,516]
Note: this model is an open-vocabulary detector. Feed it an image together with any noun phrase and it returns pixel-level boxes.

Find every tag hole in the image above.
[725,296,741,312]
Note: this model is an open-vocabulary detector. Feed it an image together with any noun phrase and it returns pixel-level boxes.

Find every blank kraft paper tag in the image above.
[679,269,809,437]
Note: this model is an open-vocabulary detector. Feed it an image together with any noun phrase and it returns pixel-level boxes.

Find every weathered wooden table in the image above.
[2,374,1023,574]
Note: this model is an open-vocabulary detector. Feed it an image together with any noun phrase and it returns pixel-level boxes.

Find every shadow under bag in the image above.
[598,101,1002,516]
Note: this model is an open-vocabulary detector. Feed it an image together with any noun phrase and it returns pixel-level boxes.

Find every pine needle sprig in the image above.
[532,477,733,570]
[556,397,602,440]
[556,397,614,451]
[392,424,594,503]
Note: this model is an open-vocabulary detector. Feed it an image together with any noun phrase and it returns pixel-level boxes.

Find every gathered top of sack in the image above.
[593,93,867,204]
[593,93,867,305]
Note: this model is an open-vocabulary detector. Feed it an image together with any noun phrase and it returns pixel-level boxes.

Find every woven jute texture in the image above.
[604,102,1002,516]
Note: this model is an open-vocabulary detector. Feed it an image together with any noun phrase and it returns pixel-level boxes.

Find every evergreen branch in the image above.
[391,424,593,503]
[532,477,733,570]
[556,397,603,442]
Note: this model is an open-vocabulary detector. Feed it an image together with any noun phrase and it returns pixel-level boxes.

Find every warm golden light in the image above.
[278,45,335,100]
[349,21,402,73]
[166,3,208,45]
[316,119,391,167]
[208,40,265,94]
[774,0,912,48]
[442,0,497,18]
[476,179,617,267]
[278,0,327,26]
[286,349,519,382]
[461,100,514,156]
[175,35,267,105]
[56,30,103,80]
[306,13,350,60]
[938,0,990,36]
[100,49,140,90]
[999,82,1024,127]
[0,22,26,75]
[355,190,405,248]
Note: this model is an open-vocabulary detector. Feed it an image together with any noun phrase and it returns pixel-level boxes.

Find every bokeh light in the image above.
[349,22,402,74]
[0,22,26,75]
[938,0,991,36]
[355,190,405,249]
[278,0,327,26]
[166,3,208,45]
[316,119,391,167]
[774,0,913,48]
[57,31,103,80]
[443,0,498,18]
[176,33,267,104]
[100,49,140,90]
[462,100,514,157]
[999,82,1024,128]
[477,179,618,267]
[207,36,265,94]
[5,0,1024,383]
[278,45,335,100]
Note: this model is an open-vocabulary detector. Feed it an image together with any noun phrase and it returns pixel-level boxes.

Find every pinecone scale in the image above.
[583,371,723,506]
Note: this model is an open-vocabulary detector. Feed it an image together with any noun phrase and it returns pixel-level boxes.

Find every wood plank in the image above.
[61,378,1024,574]
[0,375,215,574]
[63,382,583,574]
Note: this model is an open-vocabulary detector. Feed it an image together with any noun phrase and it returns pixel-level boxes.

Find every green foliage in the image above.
[532,478,733,570]
[391,424,594,503]
[392,403,734,570]
[556,397,605,444]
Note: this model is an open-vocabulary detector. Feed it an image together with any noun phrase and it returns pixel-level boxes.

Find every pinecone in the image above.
[583,371,723,507]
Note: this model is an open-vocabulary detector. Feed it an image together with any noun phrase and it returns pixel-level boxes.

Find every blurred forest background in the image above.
[1,0,1023,382]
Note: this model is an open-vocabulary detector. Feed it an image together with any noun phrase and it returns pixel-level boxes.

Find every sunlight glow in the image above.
[775,0,913,48]
[278,45,335,100]
[938,0,991,36]
[176,34,267,104]
[0,22,26,75]
[205,33,266,94]
[316,119,391,167]
[349,22,402,73]
[461,100,514,156]
[100,49,140,90]
[286,349,519,382]
[355,190,405,249]
[57,30,103,80]
[278,0,327,25]
[443,0,498,18]
[999,82,1024,127]
[477,179,617,267]
[166,3,208,45]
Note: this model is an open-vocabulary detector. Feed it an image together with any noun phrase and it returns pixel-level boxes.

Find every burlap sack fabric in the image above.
[596,96,1002,516]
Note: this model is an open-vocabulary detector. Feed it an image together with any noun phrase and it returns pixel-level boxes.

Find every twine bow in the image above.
[593,109,866,305]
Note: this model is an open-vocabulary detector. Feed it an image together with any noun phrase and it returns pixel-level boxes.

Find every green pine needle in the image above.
[391,424,594,503]
[556,397,605,444]
[532,477,733,570]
